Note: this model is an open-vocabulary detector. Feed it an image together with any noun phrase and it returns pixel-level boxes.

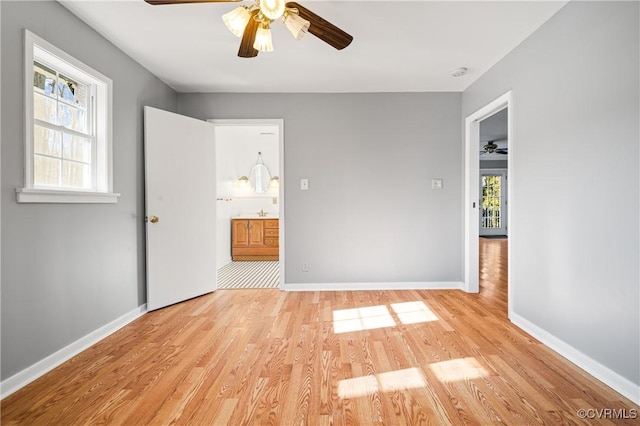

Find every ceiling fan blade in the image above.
[145,0,241,5]
[238,10,260,58]
[495,149,508,154]
[286,2,353,50]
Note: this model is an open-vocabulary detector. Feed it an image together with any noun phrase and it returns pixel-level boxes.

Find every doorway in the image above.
[464,92,512,317]
[480,170,507,237]
[208,119,285,290]
[479,107,509,238]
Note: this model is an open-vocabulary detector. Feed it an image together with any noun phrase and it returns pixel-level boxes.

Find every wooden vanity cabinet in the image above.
[232,218,279,260]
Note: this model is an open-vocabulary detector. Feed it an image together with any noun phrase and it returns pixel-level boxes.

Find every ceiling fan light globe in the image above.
[259,0,286,20]
[253,25,274,52]
[223,6,251,37]
[284,13,310,40]
[483,141,499,153]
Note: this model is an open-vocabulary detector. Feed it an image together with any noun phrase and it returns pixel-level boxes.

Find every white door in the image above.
[479,169,508,236]
[144,106,217,311]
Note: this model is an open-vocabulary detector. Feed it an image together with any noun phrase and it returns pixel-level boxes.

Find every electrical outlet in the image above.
[302,261,309,272]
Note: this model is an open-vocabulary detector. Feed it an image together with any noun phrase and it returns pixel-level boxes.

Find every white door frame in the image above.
[464,91,512,313]
[208,118,285,290]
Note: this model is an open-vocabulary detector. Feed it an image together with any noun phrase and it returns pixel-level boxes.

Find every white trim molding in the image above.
[0,305,147,400]
[16,188,120,203]
[283,281,464,292]
[511,312,640,405]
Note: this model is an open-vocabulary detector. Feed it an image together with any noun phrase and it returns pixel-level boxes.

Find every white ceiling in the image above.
[58,0,567,93]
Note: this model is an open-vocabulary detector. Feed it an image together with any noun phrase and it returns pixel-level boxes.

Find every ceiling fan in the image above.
[144,0,353,58]
[480,141,508,155]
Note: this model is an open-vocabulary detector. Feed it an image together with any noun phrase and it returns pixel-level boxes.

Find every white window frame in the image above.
[17,30,119,203]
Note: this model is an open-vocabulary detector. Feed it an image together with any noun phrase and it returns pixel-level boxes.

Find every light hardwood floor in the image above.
[2,238,638,425]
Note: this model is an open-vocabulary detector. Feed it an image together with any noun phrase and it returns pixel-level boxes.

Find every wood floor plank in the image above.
[2,238,638,425]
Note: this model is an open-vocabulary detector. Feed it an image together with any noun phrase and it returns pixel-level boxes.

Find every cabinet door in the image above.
[232,220,249,247]
[248,220,264,247]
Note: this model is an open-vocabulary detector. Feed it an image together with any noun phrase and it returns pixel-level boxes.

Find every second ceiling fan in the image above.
[144,0,353,58]
[480,141,508,155]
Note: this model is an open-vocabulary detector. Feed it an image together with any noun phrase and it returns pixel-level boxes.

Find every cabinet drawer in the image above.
[264,237,279,247]
[264,219,279,229]
[265,228,279,237]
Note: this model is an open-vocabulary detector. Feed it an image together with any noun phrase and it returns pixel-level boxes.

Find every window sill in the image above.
[16,188,120,204]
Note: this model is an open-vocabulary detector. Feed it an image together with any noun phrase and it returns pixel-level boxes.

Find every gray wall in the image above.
[463,1,639,386]
[480,160,507,169]
[1,1,177,380]
[179,93,462,284]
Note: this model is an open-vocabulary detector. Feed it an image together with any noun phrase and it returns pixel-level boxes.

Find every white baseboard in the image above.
[283,281,464,292]
[511,312,640,405]
[1,304,147,400]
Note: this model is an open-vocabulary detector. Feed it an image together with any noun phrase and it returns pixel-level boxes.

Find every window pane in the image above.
[34,155,61,186]
[33,125,61,157]
[58,103,87,133]
[481,175,502,229]
[58,74,88,110]
[33,62,57,98]
[62,134,91,163]
[34,92,57,124]
[63,161,91,188]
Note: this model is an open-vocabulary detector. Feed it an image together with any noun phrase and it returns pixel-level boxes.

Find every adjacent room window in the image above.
[18,30,118,203]
[481,175,502,229]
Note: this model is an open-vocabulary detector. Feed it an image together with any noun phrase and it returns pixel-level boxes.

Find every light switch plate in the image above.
[431,178,443,189]
[301,178,309,190]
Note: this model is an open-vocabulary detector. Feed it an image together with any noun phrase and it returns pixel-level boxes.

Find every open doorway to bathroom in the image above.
[209,119,284,289]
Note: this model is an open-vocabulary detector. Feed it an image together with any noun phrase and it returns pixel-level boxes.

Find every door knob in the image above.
[149,215,159,223]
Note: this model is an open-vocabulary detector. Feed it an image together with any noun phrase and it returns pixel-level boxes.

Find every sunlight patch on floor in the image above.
[332,305,396,333]
[337,368,427,399]
[332,300,439,334]
[390,301,439,324]
[429,357,488,383]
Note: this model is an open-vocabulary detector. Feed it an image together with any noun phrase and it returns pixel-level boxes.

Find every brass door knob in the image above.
[149,215,159,223]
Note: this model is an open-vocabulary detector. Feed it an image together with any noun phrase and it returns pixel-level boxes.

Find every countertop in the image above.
[232,215,279,219]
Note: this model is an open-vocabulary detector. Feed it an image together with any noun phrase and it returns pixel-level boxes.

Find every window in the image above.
[17,30,119,203]
[481,174,502,229]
